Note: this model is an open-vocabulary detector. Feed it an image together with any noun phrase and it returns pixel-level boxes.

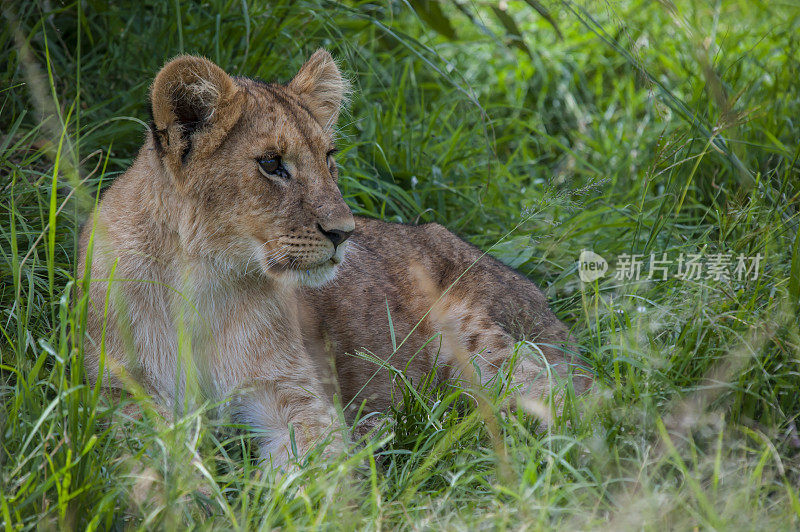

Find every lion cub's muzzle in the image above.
[262,216,354,287]
[267,214,354,271]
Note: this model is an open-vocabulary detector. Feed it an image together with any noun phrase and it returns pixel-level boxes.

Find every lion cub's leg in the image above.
[430,297,579,418]
[228,373,343,468]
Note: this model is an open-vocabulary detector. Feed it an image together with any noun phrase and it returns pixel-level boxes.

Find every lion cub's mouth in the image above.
[297,257,338,272]
[257,241,346,286]
[295,243,347,287]
[273,255,342,288]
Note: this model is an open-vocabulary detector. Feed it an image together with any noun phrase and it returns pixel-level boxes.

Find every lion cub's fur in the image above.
[78,51,589,467]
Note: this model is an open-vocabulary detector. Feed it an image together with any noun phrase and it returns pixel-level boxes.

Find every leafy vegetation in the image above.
[2,0,799,528]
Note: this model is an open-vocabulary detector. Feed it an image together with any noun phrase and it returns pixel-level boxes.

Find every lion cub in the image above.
[78,50,589,467]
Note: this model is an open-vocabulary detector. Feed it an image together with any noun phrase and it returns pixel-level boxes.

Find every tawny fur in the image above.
[78,50,589,467]
[300,219,591,420]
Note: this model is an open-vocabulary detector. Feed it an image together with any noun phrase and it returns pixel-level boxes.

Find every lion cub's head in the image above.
[148,50,354,287]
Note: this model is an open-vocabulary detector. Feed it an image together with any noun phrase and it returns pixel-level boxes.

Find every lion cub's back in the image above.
[343,217,563,337]
[300,217,574,413]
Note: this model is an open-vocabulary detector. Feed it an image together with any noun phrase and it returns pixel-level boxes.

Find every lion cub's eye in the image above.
[257,155,289,179]
[326,148,338,178]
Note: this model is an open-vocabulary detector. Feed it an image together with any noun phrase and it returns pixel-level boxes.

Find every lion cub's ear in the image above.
[150,55,244,171]
[289,49,349,129]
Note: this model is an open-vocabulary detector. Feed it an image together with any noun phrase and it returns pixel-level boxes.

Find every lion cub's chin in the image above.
[264,246,347,288]
[292,260,338,288]
[272,261,339,288]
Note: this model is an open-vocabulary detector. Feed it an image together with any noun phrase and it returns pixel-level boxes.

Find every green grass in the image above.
[2,0,799,528]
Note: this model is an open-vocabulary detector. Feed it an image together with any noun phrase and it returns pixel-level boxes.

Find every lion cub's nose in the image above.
[317,224,353,249]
